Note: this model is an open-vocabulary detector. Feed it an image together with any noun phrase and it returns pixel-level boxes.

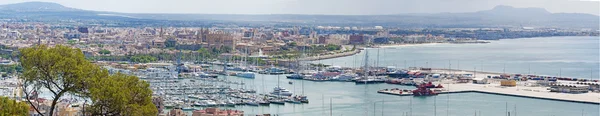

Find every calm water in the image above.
[317,36,600,79]
[207,36,600,116]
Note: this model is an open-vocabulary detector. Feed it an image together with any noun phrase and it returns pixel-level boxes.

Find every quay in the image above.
[378,83,600,105]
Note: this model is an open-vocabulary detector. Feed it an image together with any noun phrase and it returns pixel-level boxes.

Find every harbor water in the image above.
[316,36,599,79]
[203,36,600,116]
[217,74,599,116]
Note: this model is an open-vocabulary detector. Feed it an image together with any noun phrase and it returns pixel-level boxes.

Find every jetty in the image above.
[378,83,600,105]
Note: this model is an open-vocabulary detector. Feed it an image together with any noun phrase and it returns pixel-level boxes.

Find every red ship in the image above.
[412,82,442,96]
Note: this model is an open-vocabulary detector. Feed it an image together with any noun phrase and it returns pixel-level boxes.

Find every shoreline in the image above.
[376,68,600,105]
[283,49,362,62]
[304,42,491,61]
[378,89,600,105]
[377,42,446,48]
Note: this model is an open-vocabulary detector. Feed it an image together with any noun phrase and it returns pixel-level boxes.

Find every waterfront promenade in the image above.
[284,49,362,61]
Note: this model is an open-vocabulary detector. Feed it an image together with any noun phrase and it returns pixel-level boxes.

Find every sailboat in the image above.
[269,75,287,105]
[236,47,256,78]
[355,48,386,84]
[287,46,308,79]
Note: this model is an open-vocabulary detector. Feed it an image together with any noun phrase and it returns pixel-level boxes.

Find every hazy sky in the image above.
[0,0,598,15]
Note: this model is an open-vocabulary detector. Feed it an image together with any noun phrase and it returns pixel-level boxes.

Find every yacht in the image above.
[225,99,236,107]
[263,67,285,75]
[284,98,302,104]
[269,99,285,105]
[187,95,208,100]
[333,73,358,81]
[197,72,218,78]
[258,100,270,106]
[246,100,259,106]
[286,74,304,79]
[199,64,211,68]
[295,95,309,103]
[181,105,196,111]
[197,100,217,107]
[236,71,256,79]
[164,101,176,108]
[193,101,206,107]
[214,100,226,106]
[270,87,293,96]
[355,77,387,84]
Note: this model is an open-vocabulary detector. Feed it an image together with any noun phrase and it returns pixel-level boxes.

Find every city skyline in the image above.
[0,0,598,15]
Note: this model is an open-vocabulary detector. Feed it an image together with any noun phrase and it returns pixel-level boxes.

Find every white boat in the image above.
[246,101,259,106]
[270,87,293,96]
[206,100,217,107]
[181,105,196,111]
[236,71,256,78]
[187,95,208,100]
[214,100,226,106]
[193,101,206,107]
[225,99,236,107]
[333,73,357,81]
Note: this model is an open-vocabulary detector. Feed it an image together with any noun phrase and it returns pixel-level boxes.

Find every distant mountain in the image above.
[477,5,551,15]
[0,2,597,29]
[0,2,80,12]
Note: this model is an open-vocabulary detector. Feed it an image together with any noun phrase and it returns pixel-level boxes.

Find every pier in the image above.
[378,83,600,105]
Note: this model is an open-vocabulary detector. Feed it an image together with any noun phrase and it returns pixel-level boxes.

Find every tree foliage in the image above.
[325,44,341,51]
[20,45,92,116]
[197,48,215,60]
[86,73,157,115]
[130,55,158,63]
[98,49,111,55]
[0,97,29,116]
[19,45,157,116]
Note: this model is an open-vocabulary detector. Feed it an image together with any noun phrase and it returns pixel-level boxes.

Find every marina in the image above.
[3,36,595,116]
[143,37,599,116]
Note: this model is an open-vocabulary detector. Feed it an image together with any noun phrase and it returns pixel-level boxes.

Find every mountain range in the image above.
[0,2,597,29]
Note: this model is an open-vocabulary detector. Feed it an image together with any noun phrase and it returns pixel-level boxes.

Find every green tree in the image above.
[20,45,157,116]
[86,73,157,115]
[67,40,77,45]
[325,44,341,51]
[220,46,232,53]
[0,97,29,115]
[20,45,93,116]
[288,42,297,47]
[99,49,111,55]
[165,39,177,48]
[130,55,157,63]
[197,48,214,60]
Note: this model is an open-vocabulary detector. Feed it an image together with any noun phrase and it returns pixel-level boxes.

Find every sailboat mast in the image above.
[364,48,369,78]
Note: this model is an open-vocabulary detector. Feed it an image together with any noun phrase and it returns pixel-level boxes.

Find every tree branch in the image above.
[22,81,45,116]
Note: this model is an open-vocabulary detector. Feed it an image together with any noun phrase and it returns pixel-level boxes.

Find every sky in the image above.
[0,0,598,15]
